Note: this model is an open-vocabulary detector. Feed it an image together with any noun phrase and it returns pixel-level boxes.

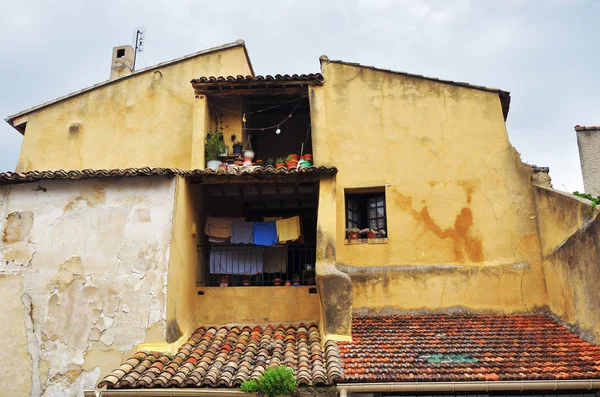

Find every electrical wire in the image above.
[241,96,306,131]
[209,96,306,116]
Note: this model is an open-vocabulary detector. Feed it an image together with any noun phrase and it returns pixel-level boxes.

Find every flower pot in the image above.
[298,160,311,168]
[367,231,375,239]
[273,278,282,286]
[233,144,243,155]
[276,163,285,169]
[243,150,255,159]
[217,163,228,171]
[243,160,253,166]
[288,154,299,161]
[265,161,274,168]
[234,159,244,166]
[220,278,229,287]
[304,154,313,162]
[242,279,251,286]
[293,277,301,286]
[285,281,291,286]
[286,160,298,169]
[348,232,359,239]
[207,160,222,170]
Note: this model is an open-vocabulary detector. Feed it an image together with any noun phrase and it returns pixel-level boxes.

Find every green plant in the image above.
[276,157,285,164]
[573,191,600,207]
[205,131,228,161]
[234,140,243,146]
[285,155,294,161]
[241,366,296,397]
[267,157,274,163]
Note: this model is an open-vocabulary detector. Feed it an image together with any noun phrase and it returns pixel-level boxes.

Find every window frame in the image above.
[344,187,388,235]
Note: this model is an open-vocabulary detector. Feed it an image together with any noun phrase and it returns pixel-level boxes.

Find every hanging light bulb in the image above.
[242,114,246,123]
[275,127,281,135]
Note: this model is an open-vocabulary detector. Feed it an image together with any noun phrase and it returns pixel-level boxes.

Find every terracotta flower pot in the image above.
[220,278,229,287]
[234,159,243,166]
[285,281,291,286]
[348,232,359,239]
[273,278,282,286]
[276,163,285,169]
[288,154,299,161]
[242,279,251,286]
[286,160,298,169]
[304,154,313,162]
[367,231,375,239]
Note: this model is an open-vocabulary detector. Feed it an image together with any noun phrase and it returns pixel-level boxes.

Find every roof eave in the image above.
[5,40,249,132]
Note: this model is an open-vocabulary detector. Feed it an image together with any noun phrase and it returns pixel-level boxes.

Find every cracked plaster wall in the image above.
[0,176,176,396]
[310,61,548,315]
[534,186,600,343]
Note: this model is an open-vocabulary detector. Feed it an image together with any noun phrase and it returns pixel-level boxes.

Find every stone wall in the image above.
[576,127,600,196]
[0,176,176,396]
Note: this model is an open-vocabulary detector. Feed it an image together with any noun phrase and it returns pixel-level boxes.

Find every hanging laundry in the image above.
[276,216,301,243]
[231,220,254,244]
[253,221,278,246]
[209,246,264,275]
[263,246,288,273]
[205,216,232,238]
[209,236,230,243]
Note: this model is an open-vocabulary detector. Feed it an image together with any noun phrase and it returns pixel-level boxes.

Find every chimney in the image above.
[575,125,600,196]
[110,45,134,80]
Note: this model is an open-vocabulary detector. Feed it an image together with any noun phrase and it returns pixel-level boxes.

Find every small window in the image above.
[116,48,125,58]
[345,188,387,237]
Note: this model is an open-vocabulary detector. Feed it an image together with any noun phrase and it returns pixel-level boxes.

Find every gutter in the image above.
[337,380,600,394]
[85,390,247,397]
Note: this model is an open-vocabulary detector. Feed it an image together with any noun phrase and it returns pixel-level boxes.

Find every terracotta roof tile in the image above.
[575,125,600,131]
[98,323,342,389]
[0,166,337,185]
[337,314,600,383]
[191,73,323,86]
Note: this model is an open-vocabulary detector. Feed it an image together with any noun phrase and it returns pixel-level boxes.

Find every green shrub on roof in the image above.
[240,366,296,397]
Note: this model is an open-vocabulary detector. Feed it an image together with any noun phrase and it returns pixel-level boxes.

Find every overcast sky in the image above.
[1,0,598,192]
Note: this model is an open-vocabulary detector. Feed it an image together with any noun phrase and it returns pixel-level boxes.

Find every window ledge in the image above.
[344,238,388,245]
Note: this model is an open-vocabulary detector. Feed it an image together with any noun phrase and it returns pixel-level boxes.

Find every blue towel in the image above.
[253,221,278,246]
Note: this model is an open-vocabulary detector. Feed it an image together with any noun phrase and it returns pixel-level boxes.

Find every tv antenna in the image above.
[132,27,146,71]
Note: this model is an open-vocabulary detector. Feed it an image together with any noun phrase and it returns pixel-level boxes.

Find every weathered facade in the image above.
[2,41,600,396]
[575,125,600,196]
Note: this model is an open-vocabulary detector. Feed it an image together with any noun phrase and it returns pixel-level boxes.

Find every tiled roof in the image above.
[338,314,600,383]
[321,57,511,121]
[98,323,342,389]
[6,40,252,134]
[575,125,600,131]
[191,73,323,85]
[0,166,337,185]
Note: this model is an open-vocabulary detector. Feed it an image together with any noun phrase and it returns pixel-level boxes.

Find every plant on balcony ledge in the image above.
[275,157,285,169]
[206,131,227,170]
[265,157,275,168]
[347,228,360,239]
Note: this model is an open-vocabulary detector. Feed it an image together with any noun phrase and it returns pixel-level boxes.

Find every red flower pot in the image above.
[348,232,359,239]
[288,154,299,161]
[273,278,282,286]
[304,154,313,162]
[276,163,285,169]
[286,160,298,169]
[367,231,375,239]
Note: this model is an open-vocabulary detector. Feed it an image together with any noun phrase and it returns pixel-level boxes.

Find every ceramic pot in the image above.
[276,163,285,169]
[348,232,359,239]
[288,154,299,161]
[273,278,282,286]
[243,150,255,159]
[286,160,298,169]
[367,231,375,239]
[233,144,243,155]
[207,160,222,170]
[304,154,313,161]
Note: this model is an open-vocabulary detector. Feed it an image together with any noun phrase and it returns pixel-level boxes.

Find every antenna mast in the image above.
[132,27,146,71]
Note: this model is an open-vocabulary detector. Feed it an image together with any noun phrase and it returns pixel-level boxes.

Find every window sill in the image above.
[344,238,388,245]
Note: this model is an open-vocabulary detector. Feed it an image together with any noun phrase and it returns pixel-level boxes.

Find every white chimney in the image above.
[110,45,134,80]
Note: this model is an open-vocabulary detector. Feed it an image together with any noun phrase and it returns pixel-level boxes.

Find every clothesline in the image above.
[204,216,302,246]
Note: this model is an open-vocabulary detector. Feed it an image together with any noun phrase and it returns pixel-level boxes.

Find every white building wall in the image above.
[0,176,176,397]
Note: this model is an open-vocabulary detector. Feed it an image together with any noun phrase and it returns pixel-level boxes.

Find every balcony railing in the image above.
[199,243,316,287]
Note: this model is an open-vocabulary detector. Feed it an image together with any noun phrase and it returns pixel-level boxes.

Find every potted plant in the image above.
[347,228,360,239]
[285,280,291,286]
[304,153,313,162]
[242,274,251,286]
[233,140,243,155]
[288,154,299,162]
[292,274,301,286]
[220,275,229,287]
[359,228,370,239]
[286,155,298,170]
[377,229,387,238]
[265,157,275,168]
[233,157,244,166]
[205,131,228,170]
[275,157,286,169]
[273,277,282,286]
[255,159,264,168]
[368,228,376,239]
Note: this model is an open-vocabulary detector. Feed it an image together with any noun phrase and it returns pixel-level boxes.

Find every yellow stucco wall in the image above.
[16,46,252,172]
[311,60,548,316]
[166,177,200,343]
[192,286,321,325]
[534,186,600,343]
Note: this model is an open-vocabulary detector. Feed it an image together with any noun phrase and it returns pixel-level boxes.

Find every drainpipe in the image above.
[337,380,600,394]
[85,389,248,397]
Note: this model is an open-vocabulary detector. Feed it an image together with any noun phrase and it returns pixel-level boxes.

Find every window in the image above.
[345,188,387,236]
[116,48,125,58]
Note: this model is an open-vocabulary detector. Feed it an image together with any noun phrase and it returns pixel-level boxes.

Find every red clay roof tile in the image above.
[337,314,600,383]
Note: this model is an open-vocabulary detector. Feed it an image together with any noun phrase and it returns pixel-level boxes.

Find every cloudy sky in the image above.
[0,0,598,192]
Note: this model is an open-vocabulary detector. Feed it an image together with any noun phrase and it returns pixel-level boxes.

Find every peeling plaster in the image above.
[0,176,176,396]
